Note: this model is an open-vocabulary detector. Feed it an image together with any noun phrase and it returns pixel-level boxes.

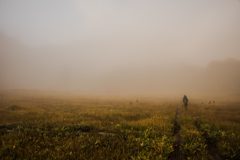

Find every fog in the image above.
[0,0,240,96]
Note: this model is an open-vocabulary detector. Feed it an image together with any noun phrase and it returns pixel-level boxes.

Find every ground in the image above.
[0,91,239,159]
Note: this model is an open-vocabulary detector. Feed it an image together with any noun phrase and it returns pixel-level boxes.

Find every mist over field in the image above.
[0,0,240,96]
[1,2,240,159]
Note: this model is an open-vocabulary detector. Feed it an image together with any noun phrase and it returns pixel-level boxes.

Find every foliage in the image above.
[179,113,209,159]
[190,99,240,160]
[0,93,176,159]
[197,119,240,159]
[1,92,239,159]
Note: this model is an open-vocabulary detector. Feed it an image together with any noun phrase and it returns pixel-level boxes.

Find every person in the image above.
[183,95,188,103]
[183,95,188,113]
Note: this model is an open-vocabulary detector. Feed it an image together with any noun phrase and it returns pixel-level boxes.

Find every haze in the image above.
[0,0,240,96]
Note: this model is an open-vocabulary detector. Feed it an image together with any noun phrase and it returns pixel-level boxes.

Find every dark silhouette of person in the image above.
[183,95,188,103]
[183,95,188,113]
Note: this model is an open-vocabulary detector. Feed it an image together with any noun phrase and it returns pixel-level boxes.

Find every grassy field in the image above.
[189,98,240,160]
[0,91,239,159]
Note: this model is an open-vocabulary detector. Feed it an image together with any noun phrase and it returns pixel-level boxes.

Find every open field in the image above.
[189,98,240,160]
[1,1,240,160]
[0,91,240,159]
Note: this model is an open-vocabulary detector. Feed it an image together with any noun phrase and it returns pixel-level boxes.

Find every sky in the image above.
[0,0,240,92]
[0,0,240,65]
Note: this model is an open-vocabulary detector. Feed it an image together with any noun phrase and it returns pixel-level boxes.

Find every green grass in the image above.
[0,92,176,160]
[0,91,239,159]
[189,98,240,159]
[179,107,209,160]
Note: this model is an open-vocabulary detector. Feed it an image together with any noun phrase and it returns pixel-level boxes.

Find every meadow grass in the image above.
[188,98,240,160]
[179,106,209,160]
[0,92,176,160]
[1,91,239,159]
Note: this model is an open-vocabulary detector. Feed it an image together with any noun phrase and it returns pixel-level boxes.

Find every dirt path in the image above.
[194,121,224,160]
[168,103,186,160]
[186,107,224,160]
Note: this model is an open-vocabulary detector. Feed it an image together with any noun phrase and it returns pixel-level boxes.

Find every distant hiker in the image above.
[183,95,188,103]
[183,95,188,112]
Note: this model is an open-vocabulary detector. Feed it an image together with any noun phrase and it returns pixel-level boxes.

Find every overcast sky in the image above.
[0,0,240,67]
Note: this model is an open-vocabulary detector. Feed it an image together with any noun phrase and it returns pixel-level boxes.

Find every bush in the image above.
[8,105,21,111]
[74,123,92,132]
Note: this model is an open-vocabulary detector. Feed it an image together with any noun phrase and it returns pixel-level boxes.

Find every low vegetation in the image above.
[0,91,239,159]
[190,98,240,159]
[179,113,209,159]
[0,92,176,159]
